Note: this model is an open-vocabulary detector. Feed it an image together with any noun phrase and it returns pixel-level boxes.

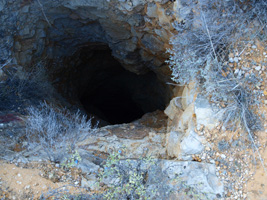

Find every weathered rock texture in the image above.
[165,82,219,160]
[0,0,180,79]
[0,0,182,122]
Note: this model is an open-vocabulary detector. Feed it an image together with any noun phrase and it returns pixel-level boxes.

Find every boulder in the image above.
[180,126,205,159]
[195,95,219,130]
[157,160,224,200]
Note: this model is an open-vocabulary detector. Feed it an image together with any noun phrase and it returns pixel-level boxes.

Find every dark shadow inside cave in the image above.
[68,44,171,125]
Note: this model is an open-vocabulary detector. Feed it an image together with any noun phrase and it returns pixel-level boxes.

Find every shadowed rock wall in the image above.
[0,0,180,80]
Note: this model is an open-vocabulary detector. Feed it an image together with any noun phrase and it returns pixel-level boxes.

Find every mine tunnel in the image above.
[8,4,174,126]
[63,44,172,125]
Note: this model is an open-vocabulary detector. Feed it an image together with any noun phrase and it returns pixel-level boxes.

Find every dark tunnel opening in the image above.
[68,45,172,125]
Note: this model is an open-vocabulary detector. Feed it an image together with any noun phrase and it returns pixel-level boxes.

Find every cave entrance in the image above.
[67,44,171,125]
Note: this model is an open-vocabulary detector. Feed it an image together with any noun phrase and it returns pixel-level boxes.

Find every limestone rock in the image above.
[166,131,183,158]
[158,160,224,200]
[97,159,223,199]
[166,120,206,159]
[181,82,197,110]
[77,158,100,174]
[164,97,182,120]
[81,177,98,190]
[177,103,194,132]
[180,128,204,159]
[77,122,167,159]
[195,95,219,130]
[147,3,158,18]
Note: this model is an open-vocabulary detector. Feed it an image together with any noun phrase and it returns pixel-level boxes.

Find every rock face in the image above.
[157,160,224,199]
[165,82,219,160]
[0,0,177,122]
[0,0,179,79]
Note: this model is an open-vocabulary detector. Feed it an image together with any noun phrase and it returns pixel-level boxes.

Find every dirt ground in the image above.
[0,161,86,200]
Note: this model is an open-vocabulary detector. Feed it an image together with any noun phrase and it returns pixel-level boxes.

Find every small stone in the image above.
[210,159,215,164]
[234,57,239,63]
[229,53,234,58]
[229,57,234,63]
[25,185,31,190]
[205,146,211,151]
[48,173,54,180]
[252,45,257,49]
[255,66,261,71]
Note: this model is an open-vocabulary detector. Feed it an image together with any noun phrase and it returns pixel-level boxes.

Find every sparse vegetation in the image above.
[61,149,82,170]
[167,0,267,175]
[0,61,53,112]
[167,0,266,132]
[25,102,97,162]
[97,149,157,200]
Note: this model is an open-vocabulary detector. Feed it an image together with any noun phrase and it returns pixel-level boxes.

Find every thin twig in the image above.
[238,22,267,57]
[242,107,267,175]
[36,0,51,27]
[202,13,217,61]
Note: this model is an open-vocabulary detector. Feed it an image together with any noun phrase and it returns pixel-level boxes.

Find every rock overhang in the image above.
[0,0,178,80]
